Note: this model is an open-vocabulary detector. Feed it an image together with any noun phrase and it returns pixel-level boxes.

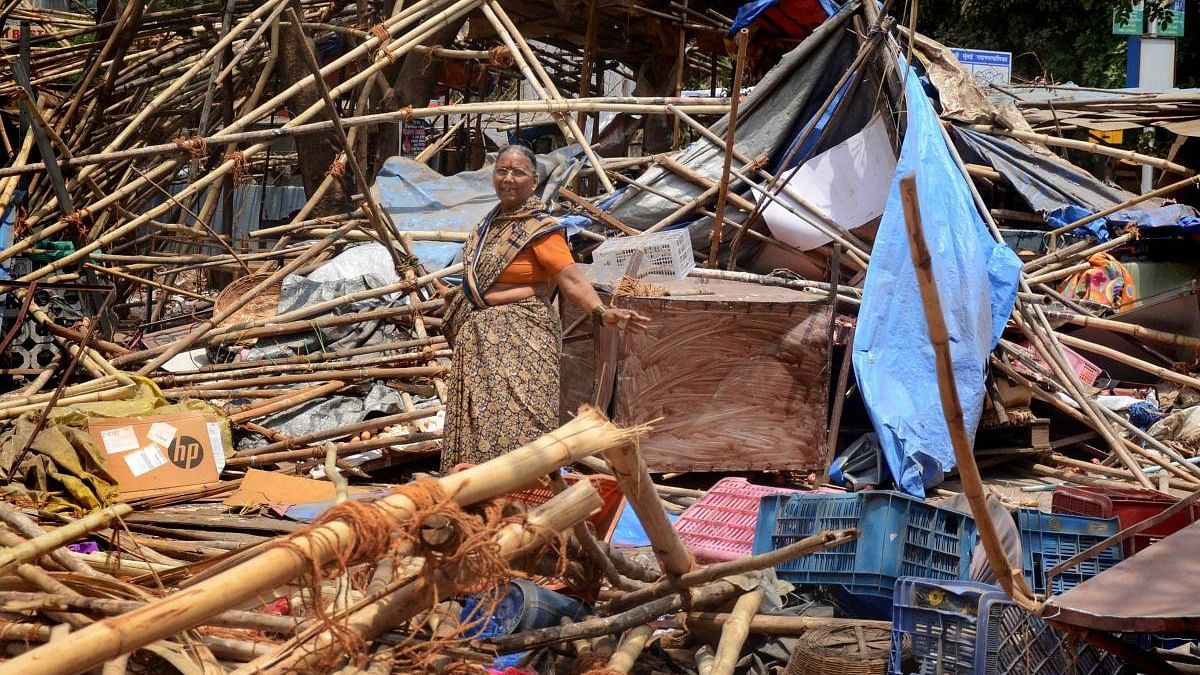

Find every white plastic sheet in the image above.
[758,114,896,251]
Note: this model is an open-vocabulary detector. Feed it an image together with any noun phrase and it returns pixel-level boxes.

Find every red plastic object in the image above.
[1051,486,1200,555]
[508,473,625,543]
[673,477,807,562]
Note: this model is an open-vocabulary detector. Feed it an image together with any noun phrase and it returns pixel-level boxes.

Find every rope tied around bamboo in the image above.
[370,24,396,64]
[172,135,208,160]
[270,478,568,670]
[488,45,514,68]
[325,158,348,179]
[225,150,253,186]
[63,208,93,239]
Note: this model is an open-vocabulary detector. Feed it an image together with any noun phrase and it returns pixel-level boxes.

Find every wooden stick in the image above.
[604,529,857,615]
[711,589,763,675]
[602,443,694,583]
[968,124,1193,176]
[0,592,304,634]
[680,613,891,635]
[608,625,655,673]
[706,27,748,268]
[487,580,740,654]
[897,173,1036,607]
[238,479,604,674]
[1047,174,1200,238]
[0,408,639,675]
[0,504,133,577]
[1055,332,1200,391]
[1058,312,1200,351]
[227,380,346,423]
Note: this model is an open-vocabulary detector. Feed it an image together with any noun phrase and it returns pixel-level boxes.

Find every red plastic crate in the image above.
[673,477,808,562]
[1051,486,1199,555]
[508,473,625,543]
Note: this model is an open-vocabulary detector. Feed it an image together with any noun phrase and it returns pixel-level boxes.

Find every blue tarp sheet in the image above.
[954,127,1200,241]
[852,69,1022,497]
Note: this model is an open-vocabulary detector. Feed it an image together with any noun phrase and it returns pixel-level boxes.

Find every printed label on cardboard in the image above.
[206,422,226,474]
[125,446,168,477]
[146,421,177,448]
[100,426,140,455]
[167,435,206,470]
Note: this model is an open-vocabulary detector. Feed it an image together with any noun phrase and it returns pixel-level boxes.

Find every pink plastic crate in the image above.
[1025,342,1103,387]
[674,478,805,562]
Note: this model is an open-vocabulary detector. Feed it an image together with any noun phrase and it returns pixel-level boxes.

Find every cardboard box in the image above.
[88,411,225,498]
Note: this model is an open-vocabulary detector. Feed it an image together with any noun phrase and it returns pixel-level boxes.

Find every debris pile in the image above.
[0,0,1199,672]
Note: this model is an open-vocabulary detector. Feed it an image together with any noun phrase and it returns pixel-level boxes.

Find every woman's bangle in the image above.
[591,303,607,320]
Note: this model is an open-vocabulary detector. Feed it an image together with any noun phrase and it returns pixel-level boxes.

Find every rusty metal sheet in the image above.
[1044,520,1200,633]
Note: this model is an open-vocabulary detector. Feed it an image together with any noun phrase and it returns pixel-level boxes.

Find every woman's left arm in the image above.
[555,263,651,330]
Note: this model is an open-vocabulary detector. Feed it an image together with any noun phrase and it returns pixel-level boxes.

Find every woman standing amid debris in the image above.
[439,145,650,473]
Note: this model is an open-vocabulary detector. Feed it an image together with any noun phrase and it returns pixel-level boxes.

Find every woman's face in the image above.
[493,151,537,210]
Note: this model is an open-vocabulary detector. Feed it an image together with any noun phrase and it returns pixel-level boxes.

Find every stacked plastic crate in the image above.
[752,491,977,618]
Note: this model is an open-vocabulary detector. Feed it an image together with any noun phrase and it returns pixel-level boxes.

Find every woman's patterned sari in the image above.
[440,197,567,472]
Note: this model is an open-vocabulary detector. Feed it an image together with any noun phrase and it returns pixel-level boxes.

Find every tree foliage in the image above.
[915,0,1199,88]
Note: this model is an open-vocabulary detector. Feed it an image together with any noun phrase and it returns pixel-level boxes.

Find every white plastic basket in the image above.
[590,229,694,283]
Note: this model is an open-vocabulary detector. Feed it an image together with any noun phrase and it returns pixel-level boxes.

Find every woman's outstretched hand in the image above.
[601,306,652,332]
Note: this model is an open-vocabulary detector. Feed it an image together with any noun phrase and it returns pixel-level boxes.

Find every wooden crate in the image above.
[561,277,833,473]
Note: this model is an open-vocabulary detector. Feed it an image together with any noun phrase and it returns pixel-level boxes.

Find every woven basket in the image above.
[785,623,901,675]
[214,273,281,330]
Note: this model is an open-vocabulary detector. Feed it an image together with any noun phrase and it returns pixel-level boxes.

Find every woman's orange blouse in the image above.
[495,231,574,284]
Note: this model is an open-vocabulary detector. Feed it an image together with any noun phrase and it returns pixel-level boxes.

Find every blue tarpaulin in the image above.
[852,68,1022,497]
[954,127,1200,242]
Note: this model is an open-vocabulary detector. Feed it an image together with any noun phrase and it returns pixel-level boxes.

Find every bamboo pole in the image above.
[132,219,361,374]
[681,613,892,635]
[603,442,694,583]
[608,625,655,674]
[0,99,728,179]
[711,589,763,675]
[1048,173,1200,241]
[0,504,132,576]
[897,173,1036,608]
[238,479,604,674]
[488,581,740,654]
[707,28,748,268]
[0,408,640,675]
[234,406,443,457]
[227,380,346,423]
[604,529,857,615]
[1058,313,1200,351]
[1055,332,1200,391]
[481,0,615,194]
[967,124,1193,176]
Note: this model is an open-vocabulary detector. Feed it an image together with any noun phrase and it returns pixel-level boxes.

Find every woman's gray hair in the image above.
[497,144,539,178]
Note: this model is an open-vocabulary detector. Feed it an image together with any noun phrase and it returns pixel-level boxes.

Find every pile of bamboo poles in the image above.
[0,409,868,675]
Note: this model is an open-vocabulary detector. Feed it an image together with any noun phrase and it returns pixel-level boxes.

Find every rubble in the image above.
[0,0,1199,673]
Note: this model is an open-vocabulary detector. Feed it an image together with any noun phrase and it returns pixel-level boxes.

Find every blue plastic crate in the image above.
[1015,509,1122,596]
[978,593,1130,675]
[889,577,997,675]
[753,490,977,601]
[889,577,1131,675]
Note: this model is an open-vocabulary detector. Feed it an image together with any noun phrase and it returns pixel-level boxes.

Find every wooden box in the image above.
[561,277,833,473]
